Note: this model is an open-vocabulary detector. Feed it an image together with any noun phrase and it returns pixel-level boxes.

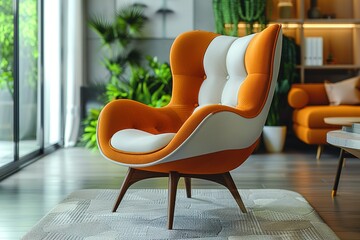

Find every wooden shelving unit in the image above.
[268,0,360,83]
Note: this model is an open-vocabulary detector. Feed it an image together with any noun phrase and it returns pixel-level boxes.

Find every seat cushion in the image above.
[293,105,360,128]
[110,129,175,154]
[293,124,336,145]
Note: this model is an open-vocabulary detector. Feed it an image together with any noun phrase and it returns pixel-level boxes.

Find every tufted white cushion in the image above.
[198,34,256,109]
[110,129,175,153]
[198,36,237,106]
[222,34,255,107]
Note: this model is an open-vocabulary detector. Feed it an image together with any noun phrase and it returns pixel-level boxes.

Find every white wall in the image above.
[85,0,214,85]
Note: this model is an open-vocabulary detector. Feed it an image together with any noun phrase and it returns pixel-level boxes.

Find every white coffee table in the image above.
[324,117,360,126]
[327,129,360,197]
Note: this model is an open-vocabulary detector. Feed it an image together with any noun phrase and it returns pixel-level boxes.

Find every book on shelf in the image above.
[304,37,323,66]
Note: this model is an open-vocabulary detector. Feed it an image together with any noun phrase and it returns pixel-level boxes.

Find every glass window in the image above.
[18,0,40,157]
[0,0,15,167]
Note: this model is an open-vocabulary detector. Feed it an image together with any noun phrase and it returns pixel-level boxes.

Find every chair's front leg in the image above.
[112,168,135,212]
[168,171,180,230]
[113,168,167,212]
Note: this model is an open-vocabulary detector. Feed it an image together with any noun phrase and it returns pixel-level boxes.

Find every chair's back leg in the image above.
[184,177,191,198]
[182,172,247,214]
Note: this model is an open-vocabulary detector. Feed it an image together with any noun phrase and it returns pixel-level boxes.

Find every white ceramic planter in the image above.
[263,126,287,153]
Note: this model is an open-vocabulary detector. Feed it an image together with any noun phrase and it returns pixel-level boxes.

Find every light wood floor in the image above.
[0,147,359,239]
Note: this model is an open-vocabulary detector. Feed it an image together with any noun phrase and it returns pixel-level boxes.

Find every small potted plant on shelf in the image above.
[263,36,298,153]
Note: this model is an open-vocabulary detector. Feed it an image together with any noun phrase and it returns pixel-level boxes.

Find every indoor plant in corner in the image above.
[81,5,172,150]
[263,36,297,153]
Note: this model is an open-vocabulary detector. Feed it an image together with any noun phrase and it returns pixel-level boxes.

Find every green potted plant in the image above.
[81,5,172,150]
[263,35,297,152]
[212,0,267,36]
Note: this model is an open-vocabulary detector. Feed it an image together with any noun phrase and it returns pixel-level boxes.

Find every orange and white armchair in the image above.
[97,24,282,229]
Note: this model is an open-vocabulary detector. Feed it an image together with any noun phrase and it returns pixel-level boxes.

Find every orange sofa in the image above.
[288,83,360,158]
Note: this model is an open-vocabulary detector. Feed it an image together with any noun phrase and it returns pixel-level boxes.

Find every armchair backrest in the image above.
[169,25,282,120]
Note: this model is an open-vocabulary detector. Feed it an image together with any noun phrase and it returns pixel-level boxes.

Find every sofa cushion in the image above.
[324,76,360,105]
[293,124,337,145]
[293,105,360,128]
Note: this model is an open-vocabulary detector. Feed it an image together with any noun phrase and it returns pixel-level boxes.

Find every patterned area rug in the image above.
[23,189,339,240]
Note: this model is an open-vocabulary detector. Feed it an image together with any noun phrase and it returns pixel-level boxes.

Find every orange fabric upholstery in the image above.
[288,83,360,145]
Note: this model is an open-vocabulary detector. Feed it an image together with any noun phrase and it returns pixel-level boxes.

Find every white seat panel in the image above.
[110,129,175,153]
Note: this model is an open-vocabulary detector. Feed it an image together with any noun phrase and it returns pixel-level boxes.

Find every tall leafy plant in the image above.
[213,0,267,36]
[82,5,172,150]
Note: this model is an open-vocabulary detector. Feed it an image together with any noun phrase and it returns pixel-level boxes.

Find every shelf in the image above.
[304,19,360,24]
[303,65,360,70]
[273,0,360,83]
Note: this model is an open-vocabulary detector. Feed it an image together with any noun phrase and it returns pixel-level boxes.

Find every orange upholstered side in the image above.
[169,31,219,108]
[237,24,280,118]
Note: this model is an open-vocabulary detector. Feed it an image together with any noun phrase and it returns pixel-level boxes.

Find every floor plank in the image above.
[0,147,359,239]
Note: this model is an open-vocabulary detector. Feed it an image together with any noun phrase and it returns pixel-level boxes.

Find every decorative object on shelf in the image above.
[307,0,322,19]
[277,0,293,19]
[212,0,267,36]
[119,0,194,39]
[326,52,335,64]
[156,8,174,14]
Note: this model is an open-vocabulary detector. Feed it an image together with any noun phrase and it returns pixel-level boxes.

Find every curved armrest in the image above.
[97,99,183,149]
[288,88,309,109]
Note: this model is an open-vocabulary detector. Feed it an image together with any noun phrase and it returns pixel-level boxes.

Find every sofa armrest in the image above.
[288,88,309,109]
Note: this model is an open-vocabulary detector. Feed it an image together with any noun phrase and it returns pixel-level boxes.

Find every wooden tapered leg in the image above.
[168,171,180,230]
[113,168,167,212]
[181,172,247,214]
[112,168,135,212]
[222,172,247,213]
[113,169,246,229]
[332,149,345,197]
[316,145,323,160]
[184,177,191,198]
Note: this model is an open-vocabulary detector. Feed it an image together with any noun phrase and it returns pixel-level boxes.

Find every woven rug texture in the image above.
[22,189,339,240]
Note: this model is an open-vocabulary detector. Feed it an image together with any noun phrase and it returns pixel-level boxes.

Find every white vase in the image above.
[263,126,287,153]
